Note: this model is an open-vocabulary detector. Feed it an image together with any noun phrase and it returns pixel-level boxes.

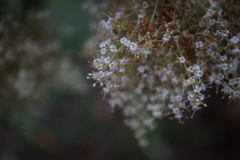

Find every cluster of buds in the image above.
[87,0,240,146]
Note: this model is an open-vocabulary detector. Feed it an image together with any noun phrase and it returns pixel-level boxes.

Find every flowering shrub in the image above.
[87,0,240,146]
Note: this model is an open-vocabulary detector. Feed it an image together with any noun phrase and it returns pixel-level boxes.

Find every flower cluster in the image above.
[87,0,240,146]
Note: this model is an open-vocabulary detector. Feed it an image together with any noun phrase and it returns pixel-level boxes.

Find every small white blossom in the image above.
[183,79,191,87]
[195,41,203,48]
[220,55,227,61]
[179,56,186,63]
[162,34,171,41]
[232,48,240,54]
[153,111,162,117]
[221,63,228,70]
[194,85,202,93]
[93,59,103,70]
[103,87,110,94]
[103,57,111,64]
[110,45,117,52]
[109,61,118,70]
[220,30,229,37]
[173,108,183,120]
[105,20,112,29]
[199,20,205,27]
[100,41,108,48]
[120,37,127,44]
[208,19,216,26]
[125,39,131,47]
[130,42,138,51]
[100,48,106,55]
[138,65,145,73]
[202,9,215,19]
[138,34,144,42]
[187,66,194,73]
[193,65,200,71]
[194,70,203,78]
[189,77,195,84]
[230,36,239,44]
[142,1,149,9]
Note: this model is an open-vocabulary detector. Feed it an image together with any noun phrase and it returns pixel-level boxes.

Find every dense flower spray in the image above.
[87,0,240,146]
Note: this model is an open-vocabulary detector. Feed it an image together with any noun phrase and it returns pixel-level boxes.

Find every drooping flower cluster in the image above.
[87,0,240,146]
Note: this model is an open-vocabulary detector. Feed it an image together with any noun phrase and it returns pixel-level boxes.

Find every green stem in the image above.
[195,1,208,11]
[149,0,159,28]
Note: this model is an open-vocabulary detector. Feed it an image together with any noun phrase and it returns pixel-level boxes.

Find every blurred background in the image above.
[0,0,240,160]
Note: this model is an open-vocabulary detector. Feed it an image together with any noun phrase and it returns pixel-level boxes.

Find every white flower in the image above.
[217,73,224,80]
[187,66,194,73]
[93,59,103,70]
[189,77,195,84]
[138,34,144,42]
[109,61,118,70]
[137,13,145,23]
[221,63,228,70]
[168,104,174,109]
[121,76,128,82]
[110,45,117,52]
[187,93,195,102]
[230,36,239,44]
[153,111,162,117]
[171,76,179,84]
[183,79,191,87]
[220,30,229,37]
[232,48,240,54]
[103,57,111,64]
[119,67,125,72]
[100,41,108,48]
[208,19,216,26]
[233,91,240,98]
[119,57,129,65]
[194,70,203,78]
[199,20,205,27]
[125,39,131,47]
[138,66,145,73]
[203,9,215,18]
[195,41,203,48]
[105,20,112,29]
[162,33,171,41]
[173,108,183,119]
[179,56,186,63]
[192,105,200,111]
[175,95,182,101]
[194,85,202,93]
[120,37,127,44]
[220,55,227,61]
[162,89,169,96]
[142,1,149,9]
[201,30,210,35]
[103,87,110,94]
[130,42,138,51]
[100,48,106,55]
[193,65,200,71]
[153,29,158,37]
[147,104,160,111]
